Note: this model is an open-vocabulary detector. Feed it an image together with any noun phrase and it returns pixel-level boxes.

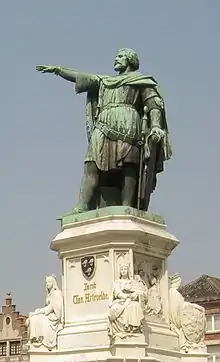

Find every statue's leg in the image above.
[73,161,99,213]
[121,164,137,206]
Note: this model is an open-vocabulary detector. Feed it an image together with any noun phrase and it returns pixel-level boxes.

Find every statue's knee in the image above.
[84,162,98,176]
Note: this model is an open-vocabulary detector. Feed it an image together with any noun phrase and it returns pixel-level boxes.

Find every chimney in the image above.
[5,293,12,306]
[2,293,16,314]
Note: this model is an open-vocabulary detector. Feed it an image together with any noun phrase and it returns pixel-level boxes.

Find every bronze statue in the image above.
[36,48,172,213]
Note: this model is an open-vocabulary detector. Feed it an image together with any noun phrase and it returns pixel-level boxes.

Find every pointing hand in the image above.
[36,65,59,74]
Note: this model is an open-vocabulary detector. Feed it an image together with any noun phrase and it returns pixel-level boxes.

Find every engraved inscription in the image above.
[73,281,108,304]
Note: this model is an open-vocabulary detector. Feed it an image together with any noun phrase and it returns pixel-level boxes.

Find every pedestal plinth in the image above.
[27,206,208,362]
[53,206,178,361]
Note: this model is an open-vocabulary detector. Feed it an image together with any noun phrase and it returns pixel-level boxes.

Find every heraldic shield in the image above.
[180,303,206,345]
[81,255,96,280]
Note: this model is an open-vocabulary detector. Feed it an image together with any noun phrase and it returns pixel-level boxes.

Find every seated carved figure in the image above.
[26,275,64,350]
[169,273,206,353]
[108,264,146,341]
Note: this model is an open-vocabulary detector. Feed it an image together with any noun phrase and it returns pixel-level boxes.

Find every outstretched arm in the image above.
[36,65,77,82]
[36,65,100,94]
[56,67,77,82]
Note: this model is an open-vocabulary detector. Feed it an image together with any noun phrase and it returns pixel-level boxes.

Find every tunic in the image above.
[75,71,171,172]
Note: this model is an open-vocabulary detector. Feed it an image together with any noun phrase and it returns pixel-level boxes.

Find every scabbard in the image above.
[142,137,157,211]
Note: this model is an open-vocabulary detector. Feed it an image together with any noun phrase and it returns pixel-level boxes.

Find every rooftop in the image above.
[180,275,220,303]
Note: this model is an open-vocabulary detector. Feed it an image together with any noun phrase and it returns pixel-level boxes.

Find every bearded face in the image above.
[114,51,129,73]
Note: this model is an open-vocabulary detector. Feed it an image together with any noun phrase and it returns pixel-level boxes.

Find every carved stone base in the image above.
[57,319,110,350]
[107,357,160,362]
[147,349,209,362]
[27,206,207,362]
[144,321,179,351]
[181,353,208,362]
[111,334,147,357]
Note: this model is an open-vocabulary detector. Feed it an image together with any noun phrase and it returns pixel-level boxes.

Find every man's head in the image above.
[114,48,139,73]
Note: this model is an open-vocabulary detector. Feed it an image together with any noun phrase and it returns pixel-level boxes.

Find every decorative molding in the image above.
[100,255,110,263]
[116,252,128,261]
[67,258,76,268]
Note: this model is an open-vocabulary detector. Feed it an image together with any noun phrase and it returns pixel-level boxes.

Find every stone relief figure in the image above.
[36,48,172,213]
[25,275,64,350]
[136,268,148,288]
[169,273,206,353]
[108,264,146,341]
[145,266,162,317]
[134,272,148,310]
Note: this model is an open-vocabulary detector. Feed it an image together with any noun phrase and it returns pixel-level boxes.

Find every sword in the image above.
[142,135,158,211]
[137,107,148,210]
[137,117,163,210]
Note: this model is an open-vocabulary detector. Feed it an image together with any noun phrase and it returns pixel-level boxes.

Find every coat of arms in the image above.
[81,256,96,280]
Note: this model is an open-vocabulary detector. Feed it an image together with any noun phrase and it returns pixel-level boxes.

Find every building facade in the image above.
[0,293,28,362]
[180,275,220,362]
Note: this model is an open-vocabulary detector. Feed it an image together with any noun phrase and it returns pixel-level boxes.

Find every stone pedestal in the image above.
[111,335,147,357]
[27,206,208,362]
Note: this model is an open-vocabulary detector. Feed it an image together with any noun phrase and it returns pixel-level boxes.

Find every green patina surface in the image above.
[36,48,172,215]
[60,206,165,227]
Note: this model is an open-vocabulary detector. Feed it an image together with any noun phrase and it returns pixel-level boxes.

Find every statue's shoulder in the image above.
[143,74,158,85]
[131,72,158,88]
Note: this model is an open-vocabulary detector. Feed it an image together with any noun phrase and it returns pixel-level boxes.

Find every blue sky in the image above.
[0,0,220,313]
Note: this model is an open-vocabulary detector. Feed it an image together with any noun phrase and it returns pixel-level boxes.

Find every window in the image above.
[206,314,220,331]
[5,316,10,325]
[0,342,7,356]
[215,315,220,330]
[207,315,213,331]
[10,341,20,355]
[208,356,220,362]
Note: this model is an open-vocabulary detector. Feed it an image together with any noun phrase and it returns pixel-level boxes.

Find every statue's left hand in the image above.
[150,126,165,143]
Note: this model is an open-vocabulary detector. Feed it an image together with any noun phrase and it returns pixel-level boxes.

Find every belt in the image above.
[98,103,136,114]
[95,121,139,146]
